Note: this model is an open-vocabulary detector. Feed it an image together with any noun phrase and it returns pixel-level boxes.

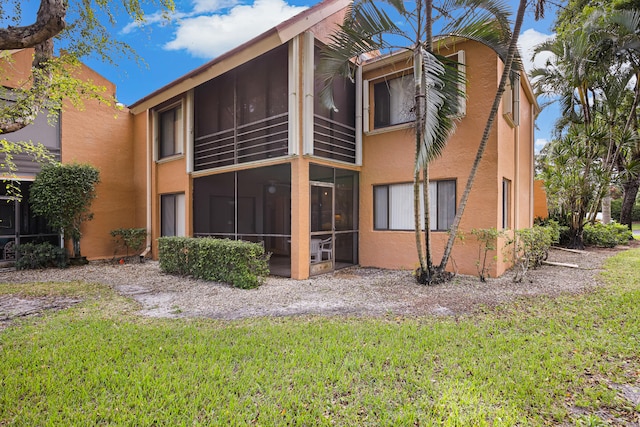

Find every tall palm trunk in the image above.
[438,0,528,272]
[413,0,428,276]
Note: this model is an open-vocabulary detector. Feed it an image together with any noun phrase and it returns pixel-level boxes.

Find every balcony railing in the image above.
[194,113,288,171]
[313,115,356,164]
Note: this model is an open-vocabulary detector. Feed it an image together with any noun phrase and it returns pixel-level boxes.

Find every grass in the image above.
[1,251,640,426]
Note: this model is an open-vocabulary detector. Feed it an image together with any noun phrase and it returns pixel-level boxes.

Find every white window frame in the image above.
[447,50,467,118]
[155,101,185,161]
[374,180,456,231]
[503,72,520,127]
[160,193,186,237]
[502,178,512,230]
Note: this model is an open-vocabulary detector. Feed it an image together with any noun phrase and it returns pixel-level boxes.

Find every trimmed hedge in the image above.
[158,237,270,289]
[583,222,632,248]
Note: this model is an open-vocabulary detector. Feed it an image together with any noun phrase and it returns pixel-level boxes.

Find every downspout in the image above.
[143,109,153,259]
[530,106,535,227]
[514,121,519,229]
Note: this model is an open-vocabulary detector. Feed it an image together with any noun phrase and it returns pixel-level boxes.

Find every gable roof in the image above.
[129,0,350,114]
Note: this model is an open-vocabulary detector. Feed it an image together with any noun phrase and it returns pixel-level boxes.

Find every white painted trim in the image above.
[146,110,152,251]
[355,65,363,166]
[288,36,300,155]
[302,32,315,155]
[185,90,194,174]
[456,50,467,117]
[530,107,535,227]
[362,79,370,133]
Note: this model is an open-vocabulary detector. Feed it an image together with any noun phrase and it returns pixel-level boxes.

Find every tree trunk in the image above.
[438,0,528,274]
[0,0,66,50]
[601,195,611,224]
[567,225,585,250]
[620,177,640,230]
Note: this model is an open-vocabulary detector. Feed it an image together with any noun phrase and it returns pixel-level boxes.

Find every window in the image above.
[158,104,183,159]
[161,193,185,237]
[502,179,511,229]
[374,180,456,231]
[374,74,415,128]
[503,72,520,127]
[444,50,466,117]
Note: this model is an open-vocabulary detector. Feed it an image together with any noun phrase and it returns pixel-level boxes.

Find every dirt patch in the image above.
[0,245,631,322]
[0,295,82,330]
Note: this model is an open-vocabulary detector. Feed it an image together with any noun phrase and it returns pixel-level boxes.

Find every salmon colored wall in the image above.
[360,40,536,277]
[1,49,34,87]
[534,180,549,219]
[132,111,150,247]
[59,66,137,260]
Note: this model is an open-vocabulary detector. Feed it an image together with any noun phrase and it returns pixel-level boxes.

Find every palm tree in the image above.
[439,0,529,271]
[318,0,514,283]
[531,9,640,238]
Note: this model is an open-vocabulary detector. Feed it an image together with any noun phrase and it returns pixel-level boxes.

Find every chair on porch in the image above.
[3,241,15,260]
[310,238,321,263]
[319,237,332,261]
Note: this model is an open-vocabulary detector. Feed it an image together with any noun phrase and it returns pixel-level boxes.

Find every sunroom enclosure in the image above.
[185,36,360,277]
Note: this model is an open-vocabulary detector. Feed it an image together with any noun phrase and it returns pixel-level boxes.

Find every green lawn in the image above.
[1,251,640,426]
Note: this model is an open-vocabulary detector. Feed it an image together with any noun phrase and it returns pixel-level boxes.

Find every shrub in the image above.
[583,222,632,248]
[15,242,68,270]
[158,237,270,289]
[505,225,556,283]
[110,228,147,258]
[470,228,504,282]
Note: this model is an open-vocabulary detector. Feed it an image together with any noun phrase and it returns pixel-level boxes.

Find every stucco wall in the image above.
[534,179,549,219]
[60,65,137,260]
[2,49,138,260]
[360,40,534,277]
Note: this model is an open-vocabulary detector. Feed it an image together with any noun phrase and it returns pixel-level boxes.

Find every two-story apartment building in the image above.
[2,0,538,279]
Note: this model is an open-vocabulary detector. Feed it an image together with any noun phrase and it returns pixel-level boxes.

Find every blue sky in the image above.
[18,0,559,151]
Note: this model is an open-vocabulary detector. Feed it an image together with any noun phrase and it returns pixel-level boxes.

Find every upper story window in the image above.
[503,71,520,127]
[374,74,415,128]
[369,50,465,132]
[157,103,183,159]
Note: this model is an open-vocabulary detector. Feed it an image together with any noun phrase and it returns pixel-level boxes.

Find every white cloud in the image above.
[535,138,549,153]
[121,10,188,35]
[518,28,554,74]
[193,0,241,14]
[164,0,308,58]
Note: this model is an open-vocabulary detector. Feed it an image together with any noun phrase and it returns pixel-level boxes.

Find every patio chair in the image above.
[3,241,15,260]
[320,237,332,261]
[310,238,321,263]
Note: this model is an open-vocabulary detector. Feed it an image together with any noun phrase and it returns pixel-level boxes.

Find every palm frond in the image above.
[317,0,407,110]
[415,48,457,170]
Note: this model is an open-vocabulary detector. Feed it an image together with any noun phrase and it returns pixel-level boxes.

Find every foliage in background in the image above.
[15,242,67,269]
[158,237,270,289]
[583,222,633,247]
[29,163,100,258]
[533,3,640,231]
[470,228,504,282]
[505,224,558,283]
[110,228,147,259]
[610,197,640,222]
[537,127,608,249]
